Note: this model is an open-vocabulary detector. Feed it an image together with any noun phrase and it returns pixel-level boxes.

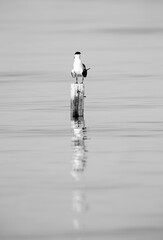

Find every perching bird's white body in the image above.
[71,52,90,83]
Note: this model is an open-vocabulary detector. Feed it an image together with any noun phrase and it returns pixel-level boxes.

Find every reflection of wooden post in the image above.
[71,84,85,118]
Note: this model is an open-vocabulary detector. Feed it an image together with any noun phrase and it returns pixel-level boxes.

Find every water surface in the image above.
[0,0,163,239]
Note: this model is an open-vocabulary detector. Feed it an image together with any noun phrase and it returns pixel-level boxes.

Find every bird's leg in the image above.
[81,77,84,84]
[75,76,78,84]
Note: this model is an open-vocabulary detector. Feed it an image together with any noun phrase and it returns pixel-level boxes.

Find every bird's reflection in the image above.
[71,116,89,237]
[71,116,88,181]
[72,190,89,232]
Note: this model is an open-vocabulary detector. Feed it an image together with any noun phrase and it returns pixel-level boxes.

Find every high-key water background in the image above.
[0,0,163,239]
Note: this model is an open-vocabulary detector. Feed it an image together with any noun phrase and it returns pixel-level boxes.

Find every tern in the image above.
[71,52,90,84]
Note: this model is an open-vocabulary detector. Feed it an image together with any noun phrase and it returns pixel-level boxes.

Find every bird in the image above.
[71,52,90,84]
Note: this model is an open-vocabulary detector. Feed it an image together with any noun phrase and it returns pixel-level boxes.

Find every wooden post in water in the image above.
[71,83,85,118]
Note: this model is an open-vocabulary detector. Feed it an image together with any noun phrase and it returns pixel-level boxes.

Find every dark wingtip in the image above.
[75,51,81,55]
[82,69,87,77]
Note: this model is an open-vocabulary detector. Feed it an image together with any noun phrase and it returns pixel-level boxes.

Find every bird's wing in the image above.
[82,64,87,77]
[71,70,76,78]
[82,63,86,70]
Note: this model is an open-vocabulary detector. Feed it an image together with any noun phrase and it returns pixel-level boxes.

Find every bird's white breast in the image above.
[73,58,83,76]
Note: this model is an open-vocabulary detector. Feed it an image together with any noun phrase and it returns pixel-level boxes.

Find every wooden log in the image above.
[71,83,85,118]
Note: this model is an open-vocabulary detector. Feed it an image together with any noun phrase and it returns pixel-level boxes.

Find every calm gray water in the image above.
[0,0,163,239]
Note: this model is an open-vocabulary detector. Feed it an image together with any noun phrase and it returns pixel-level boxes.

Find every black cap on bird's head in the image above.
[74,51,81,55]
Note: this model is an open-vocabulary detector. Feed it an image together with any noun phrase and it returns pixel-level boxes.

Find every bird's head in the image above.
[74,51,81,59]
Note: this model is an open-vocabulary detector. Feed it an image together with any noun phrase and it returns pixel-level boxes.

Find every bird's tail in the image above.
[87,68,90,71]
